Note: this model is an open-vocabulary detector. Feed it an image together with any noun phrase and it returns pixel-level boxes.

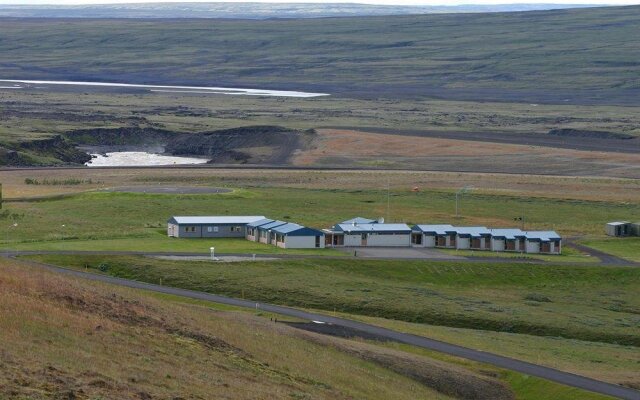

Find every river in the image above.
[86,151,209,167]
[0,79,329,98]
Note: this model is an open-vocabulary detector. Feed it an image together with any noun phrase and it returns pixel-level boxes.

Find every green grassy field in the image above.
[581,237,640,262]
[26,254,640,348]
[3,187,639,254]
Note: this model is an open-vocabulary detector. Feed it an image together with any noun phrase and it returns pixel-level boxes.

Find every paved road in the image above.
[12,256,640,400]
[566,240,638,266]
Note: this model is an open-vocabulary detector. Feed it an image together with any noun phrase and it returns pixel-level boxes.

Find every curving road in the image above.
[12,256,640,400]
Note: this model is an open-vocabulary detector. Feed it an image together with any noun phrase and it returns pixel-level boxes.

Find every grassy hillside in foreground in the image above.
[1,5,639,104]
[0,257,467,400]
[26,255,640,348]
[2,257,615,400]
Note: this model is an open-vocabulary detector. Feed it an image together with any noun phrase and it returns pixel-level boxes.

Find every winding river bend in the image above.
[0,79,330,98]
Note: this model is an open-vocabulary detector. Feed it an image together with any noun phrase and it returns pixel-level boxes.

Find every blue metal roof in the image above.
[524,231,561,241]
[272,223,324,236]
[246,218,275,228]
[489,229,526,239]
[455,226,491,237]
[412,224,456,235]
[257,220,288,230]
[341,217,378,225]
[336,223,411,233]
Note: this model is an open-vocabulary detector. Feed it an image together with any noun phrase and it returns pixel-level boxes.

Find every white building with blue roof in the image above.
[270,223,325,249]
[326,220,412,247]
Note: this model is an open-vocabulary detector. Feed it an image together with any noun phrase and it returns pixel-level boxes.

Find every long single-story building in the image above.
[271,223,325,249]
[523,231,562,254]
[325,220,412,247]
[167,216,266,238]
[411,223,561,254]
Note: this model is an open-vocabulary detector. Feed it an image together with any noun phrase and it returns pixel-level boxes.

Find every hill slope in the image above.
[0,5,639,104]
[3,256,517,399]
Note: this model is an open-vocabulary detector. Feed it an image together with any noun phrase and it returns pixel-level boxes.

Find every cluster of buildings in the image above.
[168,215,562,254]
[606,221,640,237]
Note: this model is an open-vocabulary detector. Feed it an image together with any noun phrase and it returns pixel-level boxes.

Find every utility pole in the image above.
[386,177,390,222]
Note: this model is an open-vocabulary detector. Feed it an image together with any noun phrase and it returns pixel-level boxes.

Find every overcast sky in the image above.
[1,0,639,5]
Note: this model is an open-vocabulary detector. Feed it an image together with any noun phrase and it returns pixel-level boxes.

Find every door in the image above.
[411,233,422,245]
[315,235,321,248]
[361,233,368,246]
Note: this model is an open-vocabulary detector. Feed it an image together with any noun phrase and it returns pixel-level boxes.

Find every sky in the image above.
[1,0,639,5]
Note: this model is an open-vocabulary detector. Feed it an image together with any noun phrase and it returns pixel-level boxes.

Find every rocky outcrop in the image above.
[166,126,314,165]
[65,127,175,146]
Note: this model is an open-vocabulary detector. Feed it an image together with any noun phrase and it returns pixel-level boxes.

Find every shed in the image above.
[524,231,562,254]
[332,223,412,247]
[167,216,266,238]
[606,221,632,237]
[489,229,526,252]
[271,223,325,249]
[454,227,492,250]
[411,225,456,248]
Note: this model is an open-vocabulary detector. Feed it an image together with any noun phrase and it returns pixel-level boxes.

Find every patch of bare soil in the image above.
[294,129,640,178]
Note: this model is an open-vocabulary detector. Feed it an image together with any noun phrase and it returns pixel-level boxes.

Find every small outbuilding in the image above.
[455,227,492,250]
[167,216,266,238]
[411,225,456,248]
[489,229,526,252]
[606,221,633,237]
[524,231,562,254]
[271,223,325,249]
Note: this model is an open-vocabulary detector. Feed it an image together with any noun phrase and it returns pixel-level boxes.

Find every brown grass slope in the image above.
[0,257,514,400]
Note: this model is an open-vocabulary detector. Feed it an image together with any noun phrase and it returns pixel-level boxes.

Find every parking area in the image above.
[338,247,466,260]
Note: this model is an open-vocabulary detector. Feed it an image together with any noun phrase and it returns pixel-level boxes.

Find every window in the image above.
[184,226,196,233]
[207,227,213,232]
[214,226,219,232]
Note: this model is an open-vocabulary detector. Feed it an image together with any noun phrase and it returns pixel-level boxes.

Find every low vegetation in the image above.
[27,255,640,348]
[582,237,640,263]
[3,186,639,254]
[0,257,462,399]
[3,256,612,399]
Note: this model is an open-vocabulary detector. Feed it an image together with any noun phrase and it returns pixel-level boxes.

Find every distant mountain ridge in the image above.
[0,2,605,19]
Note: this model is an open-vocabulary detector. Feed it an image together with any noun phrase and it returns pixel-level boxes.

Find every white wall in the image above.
[283,235,324,249]
[526,240,540,253]
[456,237,470,249]
[344,234,362,247]
[491,238,505,252]
[342,233,411,247]
[424,235,435,248]
[365,234,411,247]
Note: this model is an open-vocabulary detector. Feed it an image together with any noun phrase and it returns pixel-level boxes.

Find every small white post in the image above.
[252,254,256,261]
[210,247,215,261]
